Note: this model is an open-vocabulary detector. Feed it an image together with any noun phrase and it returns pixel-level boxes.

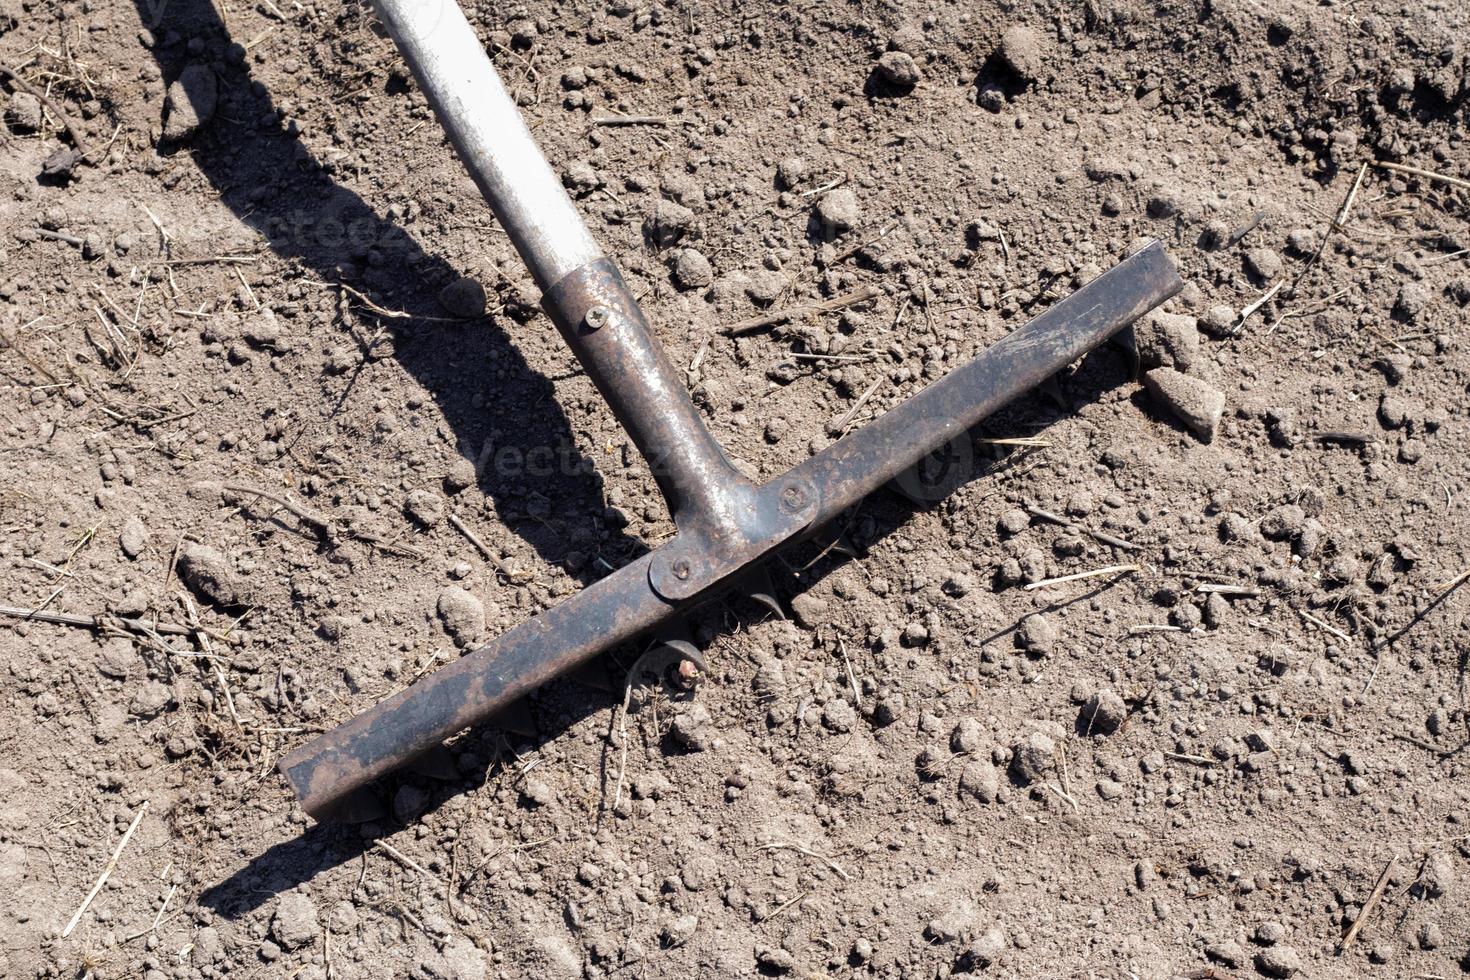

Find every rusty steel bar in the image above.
[541,259,749,537]
[279,242,1180,818]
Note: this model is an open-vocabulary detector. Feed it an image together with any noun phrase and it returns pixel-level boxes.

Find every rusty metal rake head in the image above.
[278,0,1182,818]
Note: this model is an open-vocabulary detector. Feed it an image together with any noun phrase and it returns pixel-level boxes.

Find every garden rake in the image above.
[278,0,1182,817]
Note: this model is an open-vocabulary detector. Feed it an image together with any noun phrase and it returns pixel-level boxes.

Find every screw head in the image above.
[671,557,692,580]
[779,482,809,512]
[585,305,611,330]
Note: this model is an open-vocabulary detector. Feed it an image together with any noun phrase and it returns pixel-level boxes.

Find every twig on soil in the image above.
[1299,608,1352,643]
[62,801,149,938]
[828,376,885,436]
[761,842,852,881]
[1232,280,1284,334]
[758,891,810,923]
[0,61,93,161]
[1024,505,1141,552]
[225,483,424,558]
[1023,564,1140,591]
[1372,160,1470,192]
[725,284,881,336]
[0,604,236,644]
[1194,583,1260,597]
[447,512,518,582]
[590,114,669,126]
[1338,855,1396,952]
[374,840,438,880]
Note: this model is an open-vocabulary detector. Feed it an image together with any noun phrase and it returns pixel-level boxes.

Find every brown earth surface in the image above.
[2,0,1469,977]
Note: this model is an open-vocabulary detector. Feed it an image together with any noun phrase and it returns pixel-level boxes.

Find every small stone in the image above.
[178,543,244,606]
[755,946,794,973]
[821,698,857,733]
[392,785,427,823]
[1015,613,1056,657]
[1142,367,1225,441]
[876,50,920,88]
[1243,247,1283,283]
[672,247,713,290]
[327,901,358,934]
[444,458,478,494]
[405,488,446,526]
[1198,303,1237,338]
[1010,732,1055,784]
[520,777,555,807]
[998,508,1030,536]
[119,516,149,559]
[644,199,695,247]
[1205,940,1246,968]
[996,25,1045,82]
[1254,921,1287,945]
[788,593,831,628]
[963,926,1006,968]
[1260,504,1305,540]
[1422,850,1455,898]
[662,914,698,947]
[97,637,136,679]
[873,693,905,726]
[1253,945,1302,978]
[814,188,860,235]
[270,893,320,951]
[1394,281,1430,323]
[775,156,807,190]
[5,91,42,131]
[1081,689,1126,735]
[436,586,484,647]
[163,64,218,141]
[1285,227,1317,255]
[958,762,999,803]
[950,717,985,753]
[439,277,486,318]
[670,702,714,751]
[1134,310,1200,373]
[128,680,172,718]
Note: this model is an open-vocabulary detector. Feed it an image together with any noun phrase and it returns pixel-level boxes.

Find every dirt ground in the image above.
[2,0,1469,976]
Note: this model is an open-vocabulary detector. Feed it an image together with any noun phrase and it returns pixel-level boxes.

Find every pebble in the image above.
[520,777,555,807]
[998,507,1030,536]
[1009,732,1056,784]
[788,592,830,628]
[178,543,245,606]
[128,681,172,718]
[405,488,446,526]
[119,515,150,559]
[270,892,321,951]
[775,156,807,190]
[436,586,484,647]
[1393,281,1430,323]
[673,247,713,290]
[1134,310,1200,373]
[1081,689,1126,734]
[1243,247,1283,283]
[663,914,698,947]
[814,188,860,235]
[670,702,714,750]
[644,199,695,247]
[958,761,999,803]
[97,637,136,679]
[950,717,985,753]
[963,927,1006,968]
[439,276,486,318]
[1260,504,1304,540]
[821,698,857,733]
[5,91,41,131]
[876,50,921,88]
[996,25,1045,82]
[1253,945,1302,978]
[163,64,218,141]
[1142,367,1225,441]
[1015,613,1056,657]
[1206,940,1246,968]
[444,458,478,494]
